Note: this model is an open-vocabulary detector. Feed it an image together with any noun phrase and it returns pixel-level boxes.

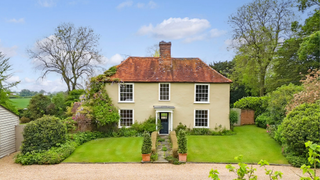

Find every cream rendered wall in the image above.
[105,83,230,130]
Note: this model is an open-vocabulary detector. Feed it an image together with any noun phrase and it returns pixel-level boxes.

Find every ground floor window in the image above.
[194,110,209,127]
[120,109,133,127]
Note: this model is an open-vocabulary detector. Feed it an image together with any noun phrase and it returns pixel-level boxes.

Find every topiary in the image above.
[281,103,320,158]
[141,131,152,154]
[178,130,187,154]
[21,115,67,154]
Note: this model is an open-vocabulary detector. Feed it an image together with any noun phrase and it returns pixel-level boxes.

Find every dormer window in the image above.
[194,84,210,103]
[159,83,170,101]
[119,83,134,102]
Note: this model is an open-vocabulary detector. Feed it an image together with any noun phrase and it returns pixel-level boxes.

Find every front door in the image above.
[159,112,169,134]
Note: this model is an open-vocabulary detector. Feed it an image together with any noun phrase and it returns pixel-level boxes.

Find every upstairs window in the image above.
[119,83,134,102]
[194,110,209,127]
[119,109,133,127]
[159,83,170,101]
[195,84,209,103]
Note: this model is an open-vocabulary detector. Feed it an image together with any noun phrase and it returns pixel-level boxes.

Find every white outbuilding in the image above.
[0,105,19,158]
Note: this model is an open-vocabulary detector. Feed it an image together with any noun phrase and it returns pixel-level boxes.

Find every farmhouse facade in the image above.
[105,41,232,134]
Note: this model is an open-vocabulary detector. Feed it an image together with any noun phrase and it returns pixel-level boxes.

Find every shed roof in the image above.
[109,57,232,83]
[0,105,19,117]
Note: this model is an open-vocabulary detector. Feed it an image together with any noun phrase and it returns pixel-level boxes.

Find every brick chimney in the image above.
[159,41,171,66]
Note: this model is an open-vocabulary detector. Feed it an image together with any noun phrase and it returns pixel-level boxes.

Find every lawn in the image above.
[10,98,31,108]
[187,125,288,164]
[64,137,143,163]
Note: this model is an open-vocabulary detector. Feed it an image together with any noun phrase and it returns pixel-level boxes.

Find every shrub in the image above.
[229,110,238,130]
[141,131,152,154]
[21,115,67,154]
[64,89,85,107]
[174,122,187,134]
[190,128,211,135]
[50,92,67,118]
[178,130,187,154]
[267,83,303,125]
[281,103,320,165]
[27,94,52,120]
[117,127,138,137]
[131,116,158,134]
[233,96,269,119]
[61,117,77,132]
[255,112,272,128]
[20,117,31,124]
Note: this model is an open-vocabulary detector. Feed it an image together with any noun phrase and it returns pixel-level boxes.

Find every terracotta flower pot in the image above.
[179,153,187,162]
[142,153,151,162]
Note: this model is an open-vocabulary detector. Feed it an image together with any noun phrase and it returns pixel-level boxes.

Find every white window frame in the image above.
[194,109,210,128]
[194,84,210,103]
[118,109,134,128]
[159,83,170,101]
[118,83,134,103]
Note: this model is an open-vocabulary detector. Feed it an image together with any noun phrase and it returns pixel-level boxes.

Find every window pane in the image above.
[120,84,133,101]
[195,110,208,127]
[160,84,169,100]
[195,85,209,102]
[120,110,133,126]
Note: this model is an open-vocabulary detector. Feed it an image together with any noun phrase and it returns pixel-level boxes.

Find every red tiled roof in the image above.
[109,57,232,83]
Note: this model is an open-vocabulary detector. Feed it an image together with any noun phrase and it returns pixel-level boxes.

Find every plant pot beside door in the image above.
[178,130,188,162]
[141,131,152,162]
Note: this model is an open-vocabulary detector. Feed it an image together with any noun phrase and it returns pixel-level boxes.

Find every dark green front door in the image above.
[160,112,169,134]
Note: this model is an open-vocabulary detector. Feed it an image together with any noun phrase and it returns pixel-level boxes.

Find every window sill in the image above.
[194,102,210,104]
[159,100,170,102]
[118,126,132,128]
[193,126,210,128]
[118,101,135,104]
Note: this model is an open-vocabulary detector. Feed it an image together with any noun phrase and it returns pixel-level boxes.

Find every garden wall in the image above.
[240,109,255,125]
[15,125,25,151]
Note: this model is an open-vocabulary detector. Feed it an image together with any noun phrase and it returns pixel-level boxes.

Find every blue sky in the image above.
[0,0,309,92]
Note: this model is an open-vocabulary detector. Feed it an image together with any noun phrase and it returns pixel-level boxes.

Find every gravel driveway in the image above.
[1,153,319,180]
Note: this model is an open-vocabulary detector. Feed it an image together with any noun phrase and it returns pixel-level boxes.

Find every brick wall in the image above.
[240,109,255,125]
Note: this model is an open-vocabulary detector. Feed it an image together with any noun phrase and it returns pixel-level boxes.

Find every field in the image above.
[10,98,31,108]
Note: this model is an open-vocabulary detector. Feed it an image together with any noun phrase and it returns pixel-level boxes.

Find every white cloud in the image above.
[147,1,157,8]
[101,54,124,66]
[210,29,226,38]
[117,0,133,9]
[38,0,56,7]
[138,17,210,39]
[6,18,25,23]
[25,77,35,83]
[0,39,18,57]
[7,76,20,83]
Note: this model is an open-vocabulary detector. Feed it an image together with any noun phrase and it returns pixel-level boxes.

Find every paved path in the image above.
[1,153,319,180]
[154,135,171,163]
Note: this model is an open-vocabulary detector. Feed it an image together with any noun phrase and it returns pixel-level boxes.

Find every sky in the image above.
[0,0,311,93]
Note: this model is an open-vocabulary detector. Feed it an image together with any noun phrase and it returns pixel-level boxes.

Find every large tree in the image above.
[28,23,103,92]
[228,0,295,96]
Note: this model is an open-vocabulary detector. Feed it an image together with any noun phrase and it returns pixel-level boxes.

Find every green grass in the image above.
[187,125,288,164]
[64,137,143,162]
[10,98,31,108]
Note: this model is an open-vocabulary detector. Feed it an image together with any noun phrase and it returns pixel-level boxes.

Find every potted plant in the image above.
[141,131,152,162]
[178,129,187,162]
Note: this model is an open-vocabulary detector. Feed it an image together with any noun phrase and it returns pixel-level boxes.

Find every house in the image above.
[0,105,19,158]
[105,41,232,135]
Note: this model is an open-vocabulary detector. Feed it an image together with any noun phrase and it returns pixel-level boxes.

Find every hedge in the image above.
[233,96,269,119]
[170,131,178,158]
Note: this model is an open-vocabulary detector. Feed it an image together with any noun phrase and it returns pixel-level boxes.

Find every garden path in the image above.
[154,135,171,163]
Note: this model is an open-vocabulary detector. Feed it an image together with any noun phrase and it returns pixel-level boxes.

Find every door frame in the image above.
[155,110,173,135]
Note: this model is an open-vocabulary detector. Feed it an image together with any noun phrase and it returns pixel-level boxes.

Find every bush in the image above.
[141,131,152,154]
[27,94,52,120]
[267,83,303,125]
[117,127,138,137]
[64,89,85,107]
[174,122,188,134]
[20,117,31,124]
[229,110,238,130]
[255,112,272,128]
[131,116,158,134]
[190,128,211,135]
[178,130,187,154]
[233,96,269,119]
[61,117,77,132]
[281,103,320,165]
[21,115,67,154]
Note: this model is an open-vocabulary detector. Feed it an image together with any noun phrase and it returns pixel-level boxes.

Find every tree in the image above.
[298,31,320,65]
[28,23,103,92]
[228,0,295,96]
[26,94,52,120]
[0,52,20,113]
[297,0,320,12]
[146,44,159,57]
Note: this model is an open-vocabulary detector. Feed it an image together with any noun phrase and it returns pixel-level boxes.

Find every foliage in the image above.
[165,155,181,165]
[286,70,320,113]
[150,153,158,162]
[28,23,103,92]
[298,31,320,67]
[229,110,238,130]
[19,89,38,97]
[297,0,320,12]
[49,92,67,118]
[141,131,152,154]
[258,159,283,180]
[228,0,295,96]
[208,169,220,180]
[281,103,320,166]
[131,116,158,134]
[209,60,234,78]
[174,122,188,134]
[178,130,187,154]
[226,155,257,180]
[21,115,67,154]
[266,83,303,125]
[233,96,269,119]
[65,89,85,107]
[255,112,271,128]
[27,94,52,120]
[15,131,106,165]
[61,117,77,132]
[300,141,320,180]
[162,146,167,151]
[20,117,31,124]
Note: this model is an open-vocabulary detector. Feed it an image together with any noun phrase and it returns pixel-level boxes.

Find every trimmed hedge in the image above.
[178,130,187,154]
[15,131,106,165]
[21,115,67,154]
[151,131,158,154]
[233,96,269,119]
[170,131,178,158]
[141,131,152,154]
